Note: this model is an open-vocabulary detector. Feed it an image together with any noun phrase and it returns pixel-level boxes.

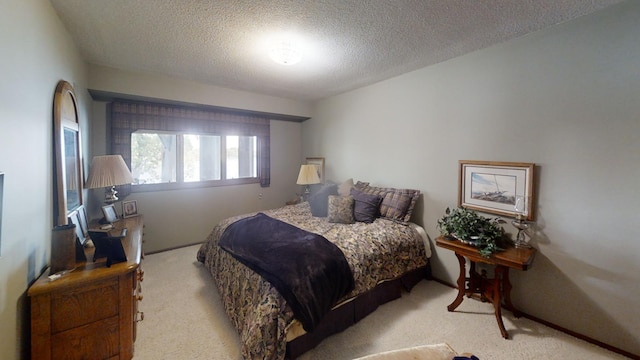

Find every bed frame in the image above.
[285,263,432,359]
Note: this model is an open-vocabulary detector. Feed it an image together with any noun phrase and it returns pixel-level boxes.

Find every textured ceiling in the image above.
[49,0,624,101]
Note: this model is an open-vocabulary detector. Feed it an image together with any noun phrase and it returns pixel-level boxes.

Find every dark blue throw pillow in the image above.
[351,188,383,223]
[309,184,338,217]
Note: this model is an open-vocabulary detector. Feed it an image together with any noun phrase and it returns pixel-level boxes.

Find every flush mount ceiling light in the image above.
[269,37,302,65]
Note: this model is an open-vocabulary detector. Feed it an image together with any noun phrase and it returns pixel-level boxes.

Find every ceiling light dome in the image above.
[269,38,302,65]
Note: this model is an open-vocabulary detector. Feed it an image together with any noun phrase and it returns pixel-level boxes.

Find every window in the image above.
[131,131,258,190]
[109,101,271,197]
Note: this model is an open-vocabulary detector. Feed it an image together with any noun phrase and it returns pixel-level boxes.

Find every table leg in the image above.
[500,265,522,318]
[491,266,510,339]
[447,253,466,312]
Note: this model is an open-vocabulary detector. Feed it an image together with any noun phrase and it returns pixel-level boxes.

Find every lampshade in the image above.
[85,155,133,203]
[296,164,320,185]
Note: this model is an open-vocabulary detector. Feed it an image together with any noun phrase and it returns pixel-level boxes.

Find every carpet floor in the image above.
[133,244,628,359]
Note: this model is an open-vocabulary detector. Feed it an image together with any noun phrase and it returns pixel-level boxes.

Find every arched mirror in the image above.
[53,80,84,226]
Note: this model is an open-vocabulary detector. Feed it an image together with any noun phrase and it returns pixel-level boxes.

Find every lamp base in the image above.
[302,186,311,201]
[511,219,531,248]
[104,186,118,203]
[514,232,532,248]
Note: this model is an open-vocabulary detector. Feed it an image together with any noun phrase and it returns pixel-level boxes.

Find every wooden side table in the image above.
[435,236,536,339]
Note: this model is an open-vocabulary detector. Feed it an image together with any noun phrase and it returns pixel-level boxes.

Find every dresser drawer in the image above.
[51,315,120,360]
[51,278,119,333]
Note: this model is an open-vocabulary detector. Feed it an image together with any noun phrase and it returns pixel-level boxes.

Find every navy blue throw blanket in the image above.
[218,212,355,332]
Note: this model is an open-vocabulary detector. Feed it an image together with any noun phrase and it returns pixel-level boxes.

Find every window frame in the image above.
[108,100,274,198]
[130,130,260,193]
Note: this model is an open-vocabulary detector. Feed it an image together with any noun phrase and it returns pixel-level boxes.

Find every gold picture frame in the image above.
[459,160,535,221]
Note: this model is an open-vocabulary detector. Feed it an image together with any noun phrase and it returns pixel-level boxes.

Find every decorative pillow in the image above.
[354,183,391,198]
[327,195,355,224]
[380,188,420,223]
[354,180,371,191]
[355,183,420,223]
[351,188,382,223]
[309,183,338,217]
[337,178,354,197]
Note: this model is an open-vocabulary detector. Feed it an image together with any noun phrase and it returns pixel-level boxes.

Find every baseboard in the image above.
[430,276,639,359]
[144,241,202,255]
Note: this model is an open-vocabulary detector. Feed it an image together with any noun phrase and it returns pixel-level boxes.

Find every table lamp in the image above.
[296,164,320,200]
[85,155,134,203]
[511,195,531,248]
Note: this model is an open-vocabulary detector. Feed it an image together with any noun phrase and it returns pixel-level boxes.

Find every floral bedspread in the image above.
[196,202,429,360]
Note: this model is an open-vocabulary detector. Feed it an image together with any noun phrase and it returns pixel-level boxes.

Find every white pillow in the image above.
[337,178,354,197]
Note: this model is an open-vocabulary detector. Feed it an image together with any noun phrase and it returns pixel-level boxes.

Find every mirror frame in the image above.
[53,80,84,226]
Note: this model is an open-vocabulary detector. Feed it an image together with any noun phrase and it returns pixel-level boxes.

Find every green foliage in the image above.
[437,207,506,257]
[131,133,167,184]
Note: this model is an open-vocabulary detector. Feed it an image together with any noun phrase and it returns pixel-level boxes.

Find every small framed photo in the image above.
[122,200,138,218]
[306,157,325,184]
[76,205,89,239]
[101,204,119,223]
[459,160,535,221]
[68,209,87,245]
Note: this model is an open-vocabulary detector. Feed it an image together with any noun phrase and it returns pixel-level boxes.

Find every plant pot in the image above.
[458,236,481,246]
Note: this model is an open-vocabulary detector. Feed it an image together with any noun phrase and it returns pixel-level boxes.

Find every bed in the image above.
[197,181,431,359]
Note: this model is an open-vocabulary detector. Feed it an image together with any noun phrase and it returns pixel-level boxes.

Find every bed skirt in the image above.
[285,263,432,359]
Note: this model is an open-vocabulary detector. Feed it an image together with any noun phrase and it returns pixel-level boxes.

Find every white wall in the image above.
[88,66,309,252]
[89,64,312,118]
[0,1,90,359]
[306,1,639,356]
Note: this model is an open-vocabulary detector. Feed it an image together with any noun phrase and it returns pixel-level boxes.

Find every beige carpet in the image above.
[133,245,628,360]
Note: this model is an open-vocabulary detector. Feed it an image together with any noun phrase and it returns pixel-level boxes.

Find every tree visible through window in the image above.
[110,101,271,194]
[131,131,257,187]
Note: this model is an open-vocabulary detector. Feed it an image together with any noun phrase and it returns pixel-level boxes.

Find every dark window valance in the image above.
[109,101,271,195]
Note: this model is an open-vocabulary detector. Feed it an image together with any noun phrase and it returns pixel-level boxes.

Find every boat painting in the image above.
[470,172,516,205]
[459,161,535,220]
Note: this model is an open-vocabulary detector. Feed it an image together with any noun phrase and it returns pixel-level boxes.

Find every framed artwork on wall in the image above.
[306,157,325,184]
[459,160,535,221]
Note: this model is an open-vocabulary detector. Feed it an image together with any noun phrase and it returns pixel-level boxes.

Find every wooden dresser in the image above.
[29,216,144,360]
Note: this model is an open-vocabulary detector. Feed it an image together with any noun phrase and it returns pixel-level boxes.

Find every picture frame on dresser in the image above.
[77,205,89,240]
[458,160,535,221]
[102,204,118,223]
[122,200,138,218]
[68,209,86,245]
